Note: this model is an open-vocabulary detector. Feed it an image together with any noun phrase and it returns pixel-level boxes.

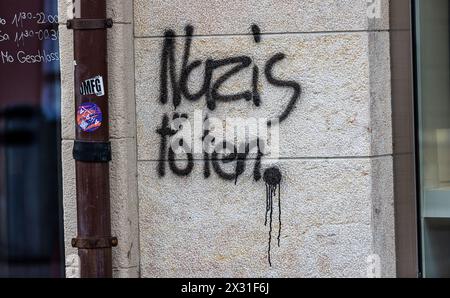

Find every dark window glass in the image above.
[415,0,450,278]
[0,0,64,277]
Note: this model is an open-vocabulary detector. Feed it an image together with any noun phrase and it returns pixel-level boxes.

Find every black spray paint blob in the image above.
[263,167,282,267]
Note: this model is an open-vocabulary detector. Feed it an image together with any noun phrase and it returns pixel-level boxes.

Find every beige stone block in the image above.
[138,157,393,277]
[134,0,389,37]
[135,32,392,160]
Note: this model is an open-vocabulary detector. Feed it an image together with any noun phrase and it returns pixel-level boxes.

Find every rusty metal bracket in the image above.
[66,18,113,30]
[72,237,118,249]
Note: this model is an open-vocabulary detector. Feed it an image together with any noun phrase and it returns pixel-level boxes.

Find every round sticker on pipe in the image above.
[77,102,102,132]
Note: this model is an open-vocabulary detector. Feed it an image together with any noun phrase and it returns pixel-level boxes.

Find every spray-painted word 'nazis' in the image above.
[155,25,301,266]
[159,25,301,125]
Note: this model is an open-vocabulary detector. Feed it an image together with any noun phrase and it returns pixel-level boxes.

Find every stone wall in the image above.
[134,0,395,277]
[60,0,396,277]
[59,0,139,278]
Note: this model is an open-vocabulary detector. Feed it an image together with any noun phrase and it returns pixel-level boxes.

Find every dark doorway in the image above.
[0,0,64,277]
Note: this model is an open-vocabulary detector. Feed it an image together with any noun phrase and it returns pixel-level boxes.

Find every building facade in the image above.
[59,0,402,278]
[4,0,446,278]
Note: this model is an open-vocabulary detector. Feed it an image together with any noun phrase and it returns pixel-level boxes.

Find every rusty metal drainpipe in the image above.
[67,0,117,278]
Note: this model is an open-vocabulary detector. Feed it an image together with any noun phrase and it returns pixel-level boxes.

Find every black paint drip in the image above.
[251,24,261,43]
[263,167,282,267]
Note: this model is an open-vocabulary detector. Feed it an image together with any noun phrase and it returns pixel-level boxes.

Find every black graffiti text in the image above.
[159,25,301,125]
[156,113,264,183]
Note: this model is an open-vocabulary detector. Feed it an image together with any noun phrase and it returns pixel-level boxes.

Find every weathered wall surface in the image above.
[134,0,395,278]
[58,0,139,277]
[59,0,395,278]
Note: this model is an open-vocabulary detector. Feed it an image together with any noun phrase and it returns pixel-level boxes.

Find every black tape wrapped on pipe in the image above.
[72,141,111,163]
